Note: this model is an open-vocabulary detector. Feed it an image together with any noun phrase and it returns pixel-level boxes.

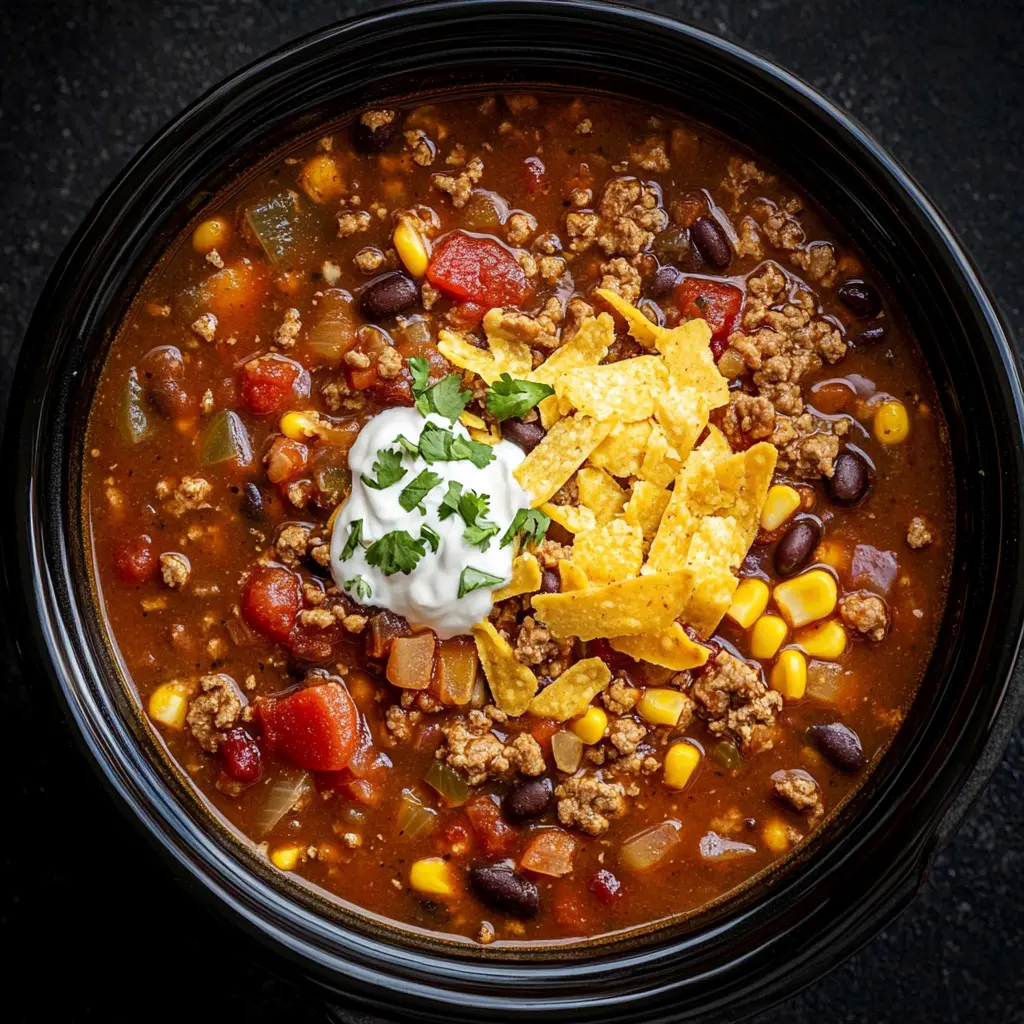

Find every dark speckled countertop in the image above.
[1,1,1022,1020]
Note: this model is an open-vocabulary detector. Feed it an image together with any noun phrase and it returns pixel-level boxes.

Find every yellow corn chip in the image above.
[588,419,652,478]
[541,501,598,535]
[624,480,673,541]
[492,554,542,602]
[482,308,533,377]
[532,570,695,640]
[699,423,734,459]
[577,467,627,524]
[609,623,711,671]
[653,388,710,461]
[472,620,538,715]
[554,356,667,422]
[733,442,778,545]
[571,519,644,584]
[514,415,611,506]
[656,319,730,409]
[558,560,590,591]
[468,426,501,446]
[637,423,682,490]
[679,516,747,636]
[437,329,502,383]
[459,410,488,430]
[645,482,701,574]
[527,657,612,721]
[594,287,662,348]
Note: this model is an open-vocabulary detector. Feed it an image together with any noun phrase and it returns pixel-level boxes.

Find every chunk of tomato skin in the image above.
[257,682,359,772]
[523,156,548,197]
[241,564,301,642]
[346,364,378,390]
[240,355,307,416]
[426,231,532,308]
[528,718,561,755]
[219,728,263,783]
[674,277,743,345]
[552,886,591,930]
[372,367,415,407]
[465,796,518,858]
[446,301,487,330]
[113,535,157,584]
[588,868,624,905]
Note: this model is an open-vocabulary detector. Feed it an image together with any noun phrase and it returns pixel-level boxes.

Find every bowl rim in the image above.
[4,1,1024,1019]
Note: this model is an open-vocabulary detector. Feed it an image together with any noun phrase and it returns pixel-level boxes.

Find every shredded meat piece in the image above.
[337,210,371,238]
[772,413,849,479]
[534,539,571,568]
[275,524,312,567]
[791,241,838,286]
[404,128,435,166]
[602,677,640,715]
[556,774,627,836]
[513,616,559,667]
[354,248,385,274]
[595,177,668,256]
[190,313,217,342]
[163,475,213,516]
[753,197,805,250]
[840,592,889,642]
[734,216,764,259]
[690,651,782,755]
[432,156,484,208]
[607,717,647,757]
[907,516,934,549]
[274,308,302,348]
[159,553,190,589]
[384,705,420,744]
[629,136,671,172]
[361,109,395,131]
[438,710,545,785]
[563,298,595,340]
[565,211,600,253]
[488,307,558,349]
[773,769,825,819]
[186,674,243,752]
[598,256,643,304]
[376,346,403,379]
[720,157,770,211]
[720,392,776,448]
[506,212,536,246]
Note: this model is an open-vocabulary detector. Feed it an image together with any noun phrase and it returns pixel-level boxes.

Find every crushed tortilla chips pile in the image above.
[441,291,777,717]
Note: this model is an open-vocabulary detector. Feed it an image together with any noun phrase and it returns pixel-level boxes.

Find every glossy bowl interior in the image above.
[4,2,1024,1020]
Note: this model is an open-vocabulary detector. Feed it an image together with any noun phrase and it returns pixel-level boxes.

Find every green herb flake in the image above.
[418,421,495,469]
[420,524,440,553]
[361,447,407,490]
[414,371,472,423]
[398,468,443,514]
[340,519,364,561]
[500,508,551,549]
[485,373,556,422]
[393,433,421,457]
[458,566,506,598]
[365,530,427,576]
[343,576,372,602]
[408,355,431,397]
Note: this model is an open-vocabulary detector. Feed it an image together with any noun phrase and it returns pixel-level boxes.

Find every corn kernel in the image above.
[726,578,770,628]
[148,681,190,730]
[299,153,345,204]
[762,819,792,854]
[717,348,746,380]
[749,615,788,660]
[394,218,430,278]
[409,857,455,896]
[280,411,319,441]
[770,648,807,701]
[572,706,608,745]
[773,569,838,628]
[637,688,689,727]
[873,399,910,444]
[192,216,232,254]
[814,539,849,573]
[663,742,701,789]
[796,619,847,660]
[759,485,802,531]
[270,845,303,871]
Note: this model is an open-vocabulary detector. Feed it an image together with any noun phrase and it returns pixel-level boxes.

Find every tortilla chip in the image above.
[571,519,644,584]
[481,308,533,377]
[699,423,734,459]
[527,657,611,721]
[594,287,663,348]
[637,423,682,490]
[532,570,695,640]
[655,318,729,409]
[577,467,627,524]
[733,442,778,546]
[559,560,590,591]
[678,516,747,636]
[645,481,701,575]
[588,419,652,478]
[624,480,673,541]
[541,501,598,535]
[609,623,711,671]
[492,554,542,602]
[468,425,502,446]
[514,414,611,506]
[437,329,502,384]
[459,410,488,431]
[472,620,539,715]
[653,388,710,461]
[555,356,667,422]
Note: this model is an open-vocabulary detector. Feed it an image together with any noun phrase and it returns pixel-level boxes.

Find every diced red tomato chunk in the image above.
[465,795,518,857]
[113,535,157,584]
[552,885,591,930]
[241,355,305,415]
[674,277,744,356]
[241,564,301,641]
[426,231,532,308]
[257,682,358,772]
[372,367,415,407]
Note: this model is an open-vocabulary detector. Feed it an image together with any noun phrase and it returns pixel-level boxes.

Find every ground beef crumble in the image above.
[840,592,889,642]
[555,774,627,835]
[437,708,545,785]
[602,677,640,715]
[690,650,782,755]
[772,769,824,819]
[186,673,243,752]
[906,516,934,549]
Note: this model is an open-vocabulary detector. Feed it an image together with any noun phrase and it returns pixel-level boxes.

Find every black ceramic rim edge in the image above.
[3,2,1023,1020]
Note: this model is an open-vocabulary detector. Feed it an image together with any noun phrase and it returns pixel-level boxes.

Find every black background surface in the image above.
[1,1,1022,1021]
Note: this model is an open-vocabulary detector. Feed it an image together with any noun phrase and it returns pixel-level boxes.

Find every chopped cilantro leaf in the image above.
[458,566,505,598]
[420,524,440,553]
[500,508,550,548]
[340,519,364,561]
[393,433,420,457]
[437,480,464,520]
[464,520,500,550]
[417,421,495,468]
[408,355,431,396]
[361,447,406,490]
[343,575,372,602]
[485,373,556,421]
[365,530,426,576]
[436,483,498,550]
[398,468,443,513]
[450,432,496,468]
[414,372,472,423]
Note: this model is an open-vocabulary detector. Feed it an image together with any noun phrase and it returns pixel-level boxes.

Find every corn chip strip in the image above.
[588,419,652,478]
[541,501,598,535]
[655,319,730,409]
[527,657,611,721]
[609,623,711,671]
[532,570,695,640]
[624,480,673,541]
[555,356,668,422]
[472,620,538,715]
[645,482,701,575]
[459,410,488,430]
[699,423,734,459]
[492,554,542,602]
[594,287,663,348]
[482,308,533,377]
[733,442,778,546]
[559,560,591,591]
[514,415,611,506]
[638,423,683,490]
[571,519,644,584]
[577,467,627,524]
[653,388,710,461]
[437,329,502,383]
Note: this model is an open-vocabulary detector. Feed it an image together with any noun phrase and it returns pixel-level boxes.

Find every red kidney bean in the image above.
[469,864,540,918]
[837,279,882,319]
[540,568,561,594]
[220,728,263,783]
[351,112,398,152]
[359,272,418,319]
[690,216,732,268]
[589,869,624,904]
[807,723,864,772]
[828,451,871,507]
[502,778,551,822]
[774,518,822,577]
[501,418,545,453]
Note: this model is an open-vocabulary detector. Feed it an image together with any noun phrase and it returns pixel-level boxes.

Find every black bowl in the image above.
[3,2,1023,1019]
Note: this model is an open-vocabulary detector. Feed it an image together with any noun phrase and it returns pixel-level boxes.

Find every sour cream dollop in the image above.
[329,407,532,638]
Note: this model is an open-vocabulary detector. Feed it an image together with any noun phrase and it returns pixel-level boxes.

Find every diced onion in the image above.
[520,829,576,877]
[551,731,583,774]
[397,788,439,839]
[424,759,470,806]
[806,660,843,703]
[698,831,757,860]
[620,819,682,871]
[254,769,310,836]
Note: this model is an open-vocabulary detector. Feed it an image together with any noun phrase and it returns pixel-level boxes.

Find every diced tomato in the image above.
[241,564,301,641]
[240,355,306,415]
[674,277,744,356]
[588,869,624,904]
[265,436,308,485]
[444,820,471,846]
[219,728,263,783]
[426,231,532,308]
[366,610,413,659]
[587,638,638,674]
[257,682,358,772]
[113,535,157,584]
[523,156,547,197]
[286,616,345,661]
[445,301,487,329]
[346,364,378,390]
[372,366,415,407]
[465,796,518,858]
[528,718,562,755]
[552,885,591,930]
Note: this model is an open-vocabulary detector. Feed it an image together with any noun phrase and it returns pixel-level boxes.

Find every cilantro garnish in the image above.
[500,508,550,548]
[437,482,499,550]
[410,360,472,423]
[408,355,431,395]
[340,519,364,561]
[485,373,555,422]
[398,468,443,514]
[361,447,407,490]
[458,566,506,598]
[365,530,427,576]
[417,420,495,469]
[420,524,440,553]
[343,575,372,602]
[393,433,420,457]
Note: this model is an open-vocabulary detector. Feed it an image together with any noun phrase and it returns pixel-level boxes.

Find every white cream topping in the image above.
[329,407,531,639]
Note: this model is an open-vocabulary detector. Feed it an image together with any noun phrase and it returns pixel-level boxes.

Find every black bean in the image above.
[359,272,418,320]
[469,864,540,919]
[239,482,264,520]
[808,723,865,772]
[828,450,871,507]
[837,279,882,319]
[855,324,886,346]
[502,778,551,822]
[774,518,822,577]
[690,216,733,268]
[351,112,398,153]
[540,568,561,594]
[501,418,545,453]
[647,265,681,299]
